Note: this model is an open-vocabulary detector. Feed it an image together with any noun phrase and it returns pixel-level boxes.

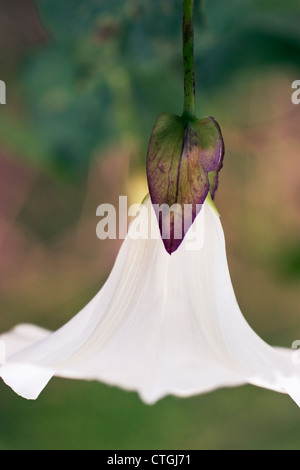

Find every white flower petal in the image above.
[1,198,300,405]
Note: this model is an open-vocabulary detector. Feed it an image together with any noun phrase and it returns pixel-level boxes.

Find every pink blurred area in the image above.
[0,146,132,331]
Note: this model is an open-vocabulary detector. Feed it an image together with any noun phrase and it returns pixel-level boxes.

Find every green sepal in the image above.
[146,112,224,254]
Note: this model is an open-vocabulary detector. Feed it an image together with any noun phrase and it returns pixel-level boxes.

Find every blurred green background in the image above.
[0,0,300,450]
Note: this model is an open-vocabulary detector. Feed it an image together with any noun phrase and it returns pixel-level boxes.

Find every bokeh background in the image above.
[0,0,300,450]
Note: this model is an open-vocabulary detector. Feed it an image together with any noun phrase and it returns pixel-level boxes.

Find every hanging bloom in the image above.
[1,0,299,411]
[0,195,300,406]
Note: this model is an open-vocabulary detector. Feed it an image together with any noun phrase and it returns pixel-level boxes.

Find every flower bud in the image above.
[146,112,224,254]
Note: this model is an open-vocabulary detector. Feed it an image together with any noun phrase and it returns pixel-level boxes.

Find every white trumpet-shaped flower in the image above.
[1,196,300,406]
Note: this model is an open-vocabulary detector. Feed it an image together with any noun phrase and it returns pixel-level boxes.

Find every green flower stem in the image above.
[182,0,195,118]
